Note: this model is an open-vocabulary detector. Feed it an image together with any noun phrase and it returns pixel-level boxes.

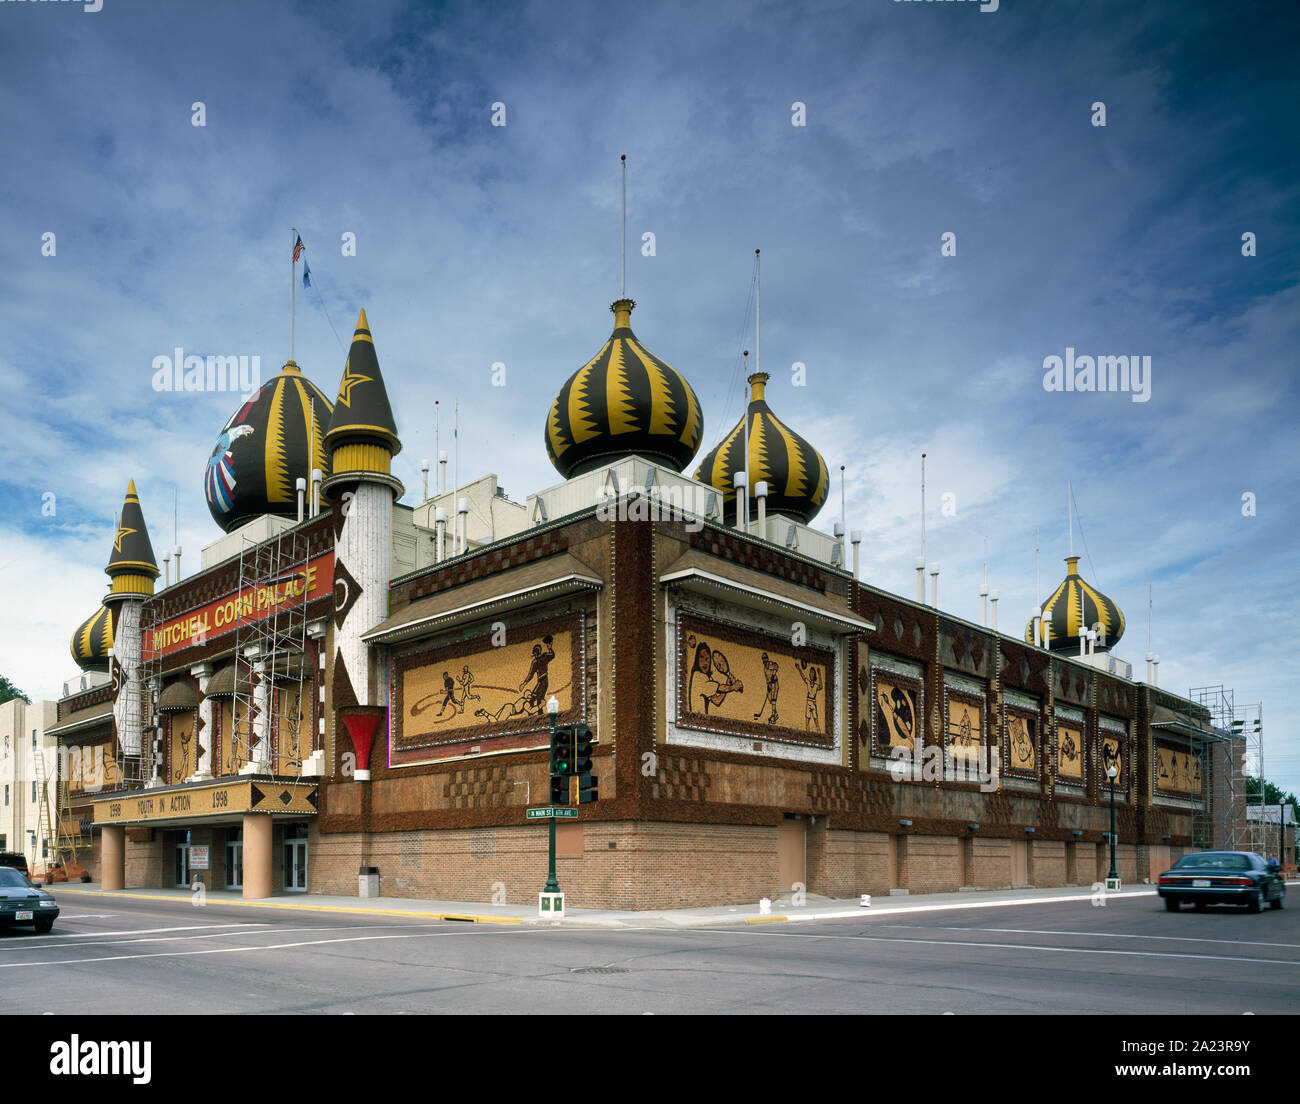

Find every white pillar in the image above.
[251,658,272,771]
[336,482,392,707]
[113,600,144,757]
[191,663,215,780]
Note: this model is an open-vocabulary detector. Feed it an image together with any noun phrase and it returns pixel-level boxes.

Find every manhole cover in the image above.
[570,966,629,975]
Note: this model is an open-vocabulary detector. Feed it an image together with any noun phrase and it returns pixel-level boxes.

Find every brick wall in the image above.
[314,820,788,909]
[1031,840,1066,886]
[897,835,962,894]
[970,837,1011,888]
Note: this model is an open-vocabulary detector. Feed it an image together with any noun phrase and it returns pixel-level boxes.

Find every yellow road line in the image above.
[744,915,789,924]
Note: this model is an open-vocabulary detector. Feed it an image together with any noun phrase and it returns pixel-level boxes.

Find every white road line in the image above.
[685,928,1300,965]
[941,926,1300,950]
[0,922,446,952]
[0,926,532,969]
[12,923,260,939]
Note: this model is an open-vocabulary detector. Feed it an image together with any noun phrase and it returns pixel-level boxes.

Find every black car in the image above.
[0,866,59,933]
[1158,851,1285,913]
[0,851,29,879]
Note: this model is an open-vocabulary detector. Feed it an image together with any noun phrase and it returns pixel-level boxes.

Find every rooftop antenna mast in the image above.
[840,464,846,535]
[620,155,627,299]
[1035,526,1041,608]
[435,399,440,493]
[921,452,927,562]
[454,400,460,554]
[1068,479,1074,557]
[290,227,299,365]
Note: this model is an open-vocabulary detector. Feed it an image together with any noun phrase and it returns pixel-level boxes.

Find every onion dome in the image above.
[70,605,113,672]
[545,299,703,479]
[694,372,829,525]
[1025,556,1126,652]
[204,360,333,532]
[104,479,160,603]
[321,309,404,497]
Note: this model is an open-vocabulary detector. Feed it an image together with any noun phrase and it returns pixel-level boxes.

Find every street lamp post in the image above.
[545,695,560,896]
[1107,763,1119,887]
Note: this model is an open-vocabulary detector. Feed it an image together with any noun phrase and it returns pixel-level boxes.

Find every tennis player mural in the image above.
[677,614,834,746]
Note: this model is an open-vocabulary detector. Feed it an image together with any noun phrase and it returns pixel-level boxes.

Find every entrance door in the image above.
[777,816,806,894]
[225,829,243,890]
[283,828,307,892]
[175,831,191,887]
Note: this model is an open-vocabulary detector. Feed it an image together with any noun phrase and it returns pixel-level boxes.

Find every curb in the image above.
[47,887,524,926]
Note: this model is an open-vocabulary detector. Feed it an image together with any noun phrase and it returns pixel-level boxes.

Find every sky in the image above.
[0,0,1296,790]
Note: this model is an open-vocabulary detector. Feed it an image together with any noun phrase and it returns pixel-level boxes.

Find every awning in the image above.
[205,664,238,697]
[363,553,603,645]
[158,680,198,711]
[47,701,113,740]
[659,549,873,634]
[1150,702,1218,738]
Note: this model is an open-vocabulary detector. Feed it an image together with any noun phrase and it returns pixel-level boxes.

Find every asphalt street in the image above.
[2,891,1296,1014]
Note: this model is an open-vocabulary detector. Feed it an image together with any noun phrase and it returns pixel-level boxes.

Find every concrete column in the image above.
[102,825,126,891]
[242,813,274,899]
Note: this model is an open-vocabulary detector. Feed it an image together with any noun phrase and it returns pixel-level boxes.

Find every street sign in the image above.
[526,807,578,819]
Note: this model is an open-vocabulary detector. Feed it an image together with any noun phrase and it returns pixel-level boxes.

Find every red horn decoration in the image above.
[339,706,385,781]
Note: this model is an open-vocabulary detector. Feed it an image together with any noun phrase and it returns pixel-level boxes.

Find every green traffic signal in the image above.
[551,724,575,776]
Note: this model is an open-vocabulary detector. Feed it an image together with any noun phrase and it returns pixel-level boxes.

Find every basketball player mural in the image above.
[796,660,822,732]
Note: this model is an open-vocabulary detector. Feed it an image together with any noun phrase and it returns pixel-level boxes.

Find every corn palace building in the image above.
[53,297,1247,907]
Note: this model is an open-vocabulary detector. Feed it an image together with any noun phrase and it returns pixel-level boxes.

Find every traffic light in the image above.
[551,724,575,777]
[550,772,570,805]
[572,724,598,804]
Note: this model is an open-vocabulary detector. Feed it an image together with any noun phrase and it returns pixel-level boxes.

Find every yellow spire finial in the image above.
[357,307,370,331]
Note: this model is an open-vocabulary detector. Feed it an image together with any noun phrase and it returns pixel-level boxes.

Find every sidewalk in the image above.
[46,881,1173,928]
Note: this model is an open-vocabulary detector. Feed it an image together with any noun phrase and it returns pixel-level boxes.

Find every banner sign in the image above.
[145,551,333,659]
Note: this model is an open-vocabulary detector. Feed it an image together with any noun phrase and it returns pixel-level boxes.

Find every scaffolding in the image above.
[34,748,85,878]
[119,600,163,791]
[1188,685,1254,851]
[229,526,312,777]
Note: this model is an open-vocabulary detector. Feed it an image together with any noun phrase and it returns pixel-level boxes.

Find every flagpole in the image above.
[290,227,297,364]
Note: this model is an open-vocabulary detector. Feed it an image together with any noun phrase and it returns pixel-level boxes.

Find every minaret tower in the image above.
[103,479,160,762]
[322,310,403,776]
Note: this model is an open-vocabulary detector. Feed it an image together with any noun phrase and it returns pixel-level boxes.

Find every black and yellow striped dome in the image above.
[104,479,159,602]
[1026,556,1126,652]
[205,361,333,532]
[694,372,829,525]
[546,299,703,478]
[70,605,113,672]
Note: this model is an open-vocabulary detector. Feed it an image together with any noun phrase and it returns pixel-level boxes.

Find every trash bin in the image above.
[358,866,379,898]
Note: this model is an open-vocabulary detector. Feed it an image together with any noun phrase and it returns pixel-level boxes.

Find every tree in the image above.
[0,675,30,707]
[1245,775,1298,811]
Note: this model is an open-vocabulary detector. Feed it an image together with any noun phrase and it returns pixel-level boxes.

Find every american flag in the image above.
[292,234,305,262]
